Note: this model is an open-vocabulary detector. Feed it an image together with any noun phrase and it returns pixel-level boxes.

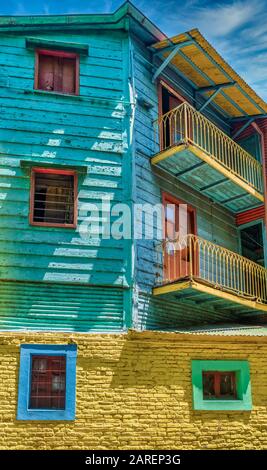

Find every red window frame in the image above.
[162,192,198,281]
[202,371,237,400]
[30,355,66,410]
[29,167,78,228]
[34,49,80,95]
[162,192,197,240]
[158,80,188,151]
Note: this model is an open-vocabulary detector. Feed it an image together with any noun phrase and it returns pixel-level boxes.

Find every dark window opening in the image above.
[240,222,264,266]
[31,170,76,226]
[203,371,237,400]
[160,85,183,148]
[36,51,78,95]
[237,134,261,162]
[30,355,66,409]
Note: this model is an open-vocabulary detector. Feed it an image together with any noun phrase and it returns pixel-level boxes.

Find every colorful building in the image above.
[0,1,267,449]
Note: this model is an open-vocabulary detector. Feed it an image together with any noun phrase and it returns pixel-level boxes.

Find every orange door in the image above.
[163,194,197,282]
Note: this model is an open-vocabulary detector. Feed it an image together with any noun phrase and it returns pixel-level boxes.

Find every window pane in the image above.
[203,372,215,398]
[33,172,75,225]
[38,55,55,91]
[30,355,66,409]
[220,373,236,398]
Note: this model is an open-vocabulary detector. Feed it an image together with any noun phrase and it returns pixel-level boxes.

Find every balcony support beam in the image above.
[199,178,228,192]
[152,41,194,83]
[232,117,255,140]
[197,83,236,93]
[175,161,205,177]
[198,88,222,112]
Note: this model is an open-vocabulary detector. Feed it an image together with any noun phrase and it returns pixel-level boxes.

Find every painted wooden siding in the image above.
[0,31,131,287]
[0,281,126,331]
[132,37,240,329]
[0,30,133,331]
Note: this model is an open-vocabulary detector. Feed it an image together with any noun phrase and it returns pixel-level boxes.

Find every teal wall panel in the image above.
[0,281,125,332]
[0,29,133,330]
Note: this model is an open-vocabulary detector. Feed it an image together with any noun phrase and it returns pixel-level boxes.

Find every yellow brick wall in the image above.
[0,330,267,450]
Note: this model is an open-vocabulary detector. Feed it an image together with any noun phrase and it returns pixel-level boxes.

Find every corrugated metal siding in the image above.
[236,206,265,225]
[0,281,124,331]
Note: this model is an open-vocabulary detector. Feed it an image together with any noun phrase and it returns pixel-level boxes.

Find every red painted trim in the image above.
[36,48,78,59]
[162,191,197,236]
[158,80,188,151]
[34,49,80,96]
[29,168,78,229]
[236,206,265,226]
[159,79,188,105]
[253,120,267,234]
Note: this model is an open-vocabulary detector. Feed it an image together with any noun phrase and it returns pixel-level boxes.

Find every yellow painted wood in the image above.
[154,234,267,308]
[153,103,264,200]
[153,281,192,296]
[152,29,267,117]
[192,281,267,312]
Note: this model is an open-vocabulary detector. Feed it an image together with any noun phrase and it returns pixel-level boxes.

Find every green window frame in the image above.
[191,360,252,411]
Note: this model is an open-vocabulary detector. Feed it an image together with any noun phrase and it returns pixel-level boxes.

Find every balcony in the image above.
[151,103,264,213]
[154,235,267,315]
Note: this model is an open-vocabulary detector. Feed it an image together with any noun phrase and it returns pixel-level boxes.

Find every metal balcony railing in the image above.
[156,234,267,304]
[155,103,263,195]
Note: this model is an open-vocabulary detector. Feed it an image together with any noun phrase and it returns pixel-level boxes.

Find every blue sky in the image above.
[1,0,266,100]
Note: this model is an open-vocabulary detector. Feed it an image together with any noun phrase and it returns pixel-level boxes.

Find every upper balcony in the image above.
[154,234,267,316]
[151,102,264,213]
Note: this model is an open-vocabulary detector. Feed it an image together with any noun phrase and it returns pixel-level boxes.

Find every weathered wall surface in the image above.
[0,30,133,330]
[131,37,240,328]
[0,330,266,450]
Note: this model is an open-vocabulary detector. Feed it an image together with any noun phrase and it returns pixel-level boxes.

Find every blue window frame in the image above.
[17,344,77,420]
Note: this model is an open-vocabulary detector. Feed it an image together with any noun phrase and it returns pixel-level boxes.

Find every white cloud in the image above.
[191,0,263,37]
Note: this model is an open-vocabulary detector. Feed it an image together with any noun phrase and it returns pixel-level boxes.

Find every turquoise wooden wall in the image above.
[131,36,242,330]
[0,29,133,331]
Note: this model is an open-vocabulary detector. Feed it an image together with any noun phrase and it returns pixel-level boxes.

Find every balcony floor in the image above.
[151,143,264,213]
[153,276,267,317]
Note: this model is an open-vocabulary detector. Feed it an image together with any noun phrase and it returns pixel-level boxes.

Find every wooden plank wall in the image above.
[0,30,132,331]
[132,36,240,329]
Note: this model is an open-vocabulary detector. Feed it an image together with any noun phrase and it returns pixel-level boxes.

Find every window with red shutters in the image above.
[202,371,237,400]
[35,49,79,95]
[30,355,66,409]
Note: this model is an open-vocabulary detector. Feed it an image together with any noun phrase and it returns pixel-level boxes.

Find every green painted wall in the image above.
[0,27,133,331]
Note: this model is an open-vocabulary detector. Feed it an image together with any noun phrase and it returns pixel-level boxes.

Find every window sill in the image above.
[24,89,82,100]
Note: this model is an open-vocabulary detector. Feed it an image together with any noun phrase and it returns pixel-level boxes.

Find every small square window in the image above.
[192,360,252,411]
[30,355,66,409]
[17,344,77,421]
[35,49,79,95]
[202,371,236,400]
[30,168,77,228]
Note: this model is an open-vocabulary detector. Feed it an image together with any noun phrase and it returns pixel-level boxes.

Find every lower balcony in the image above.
[151,103,264,213]
[153,235,267,316]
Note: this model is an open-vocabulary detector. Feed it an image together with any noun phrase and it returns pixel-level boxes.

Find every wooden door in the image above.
[163,194,197,282]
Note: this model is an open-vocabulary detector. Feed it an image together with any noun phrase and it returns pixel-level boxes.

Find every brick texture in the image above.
[0,330,267,450]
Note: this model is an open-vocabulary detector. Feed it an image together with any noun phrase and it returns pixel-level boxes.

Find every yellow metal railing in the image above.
[156,234,267,303]
[155,102,263,194]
